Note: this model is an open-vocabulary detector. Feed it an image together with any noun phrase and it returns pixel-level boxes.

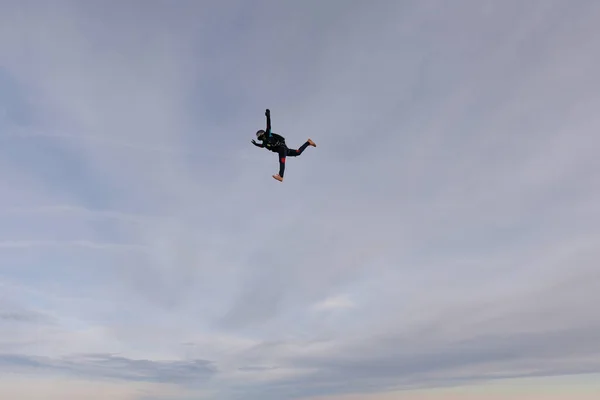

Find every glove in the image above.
[251,139,257,145]
[265,109,270,116]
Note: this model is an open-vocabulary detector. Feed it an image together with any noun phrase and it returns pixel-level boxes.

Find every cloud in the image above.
[0,308,53,324]
[0,353,216,385]
[312,295,355,311]
[0,240,148,251]
[6,130,191,155]
[1,204,166,222]
[0,374,195,400]
[199,238,600,399]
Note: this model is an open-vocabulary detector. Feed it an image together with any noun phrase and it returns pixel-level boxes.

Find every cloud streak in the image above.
[0,353,216,384]
[0,240,148,251]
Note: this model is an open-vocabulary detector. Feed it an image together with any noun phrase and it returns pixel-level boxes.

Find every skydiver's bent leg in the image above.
[286,144,307,157]
[286,139,316,157]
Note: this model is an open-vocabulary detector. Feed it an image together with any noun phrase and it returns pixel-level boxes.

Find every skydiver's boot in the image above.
[307,138,316,147]
[273,174,283,182]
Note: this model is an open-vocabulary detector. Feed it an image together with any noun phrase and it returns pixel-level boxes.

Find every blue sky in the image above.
[1,1,600,399]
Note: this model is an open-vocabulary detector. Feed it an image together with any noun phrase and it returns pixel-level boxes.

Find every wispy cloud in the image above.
[0,204,172,225]
[6,130,191,155]
[0,240,148,251]
[312,295,355,311]
[0,353,216,384]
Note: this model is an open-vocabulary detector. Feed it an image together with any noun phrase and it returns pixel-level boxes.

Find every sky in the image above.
[1,0,599,399]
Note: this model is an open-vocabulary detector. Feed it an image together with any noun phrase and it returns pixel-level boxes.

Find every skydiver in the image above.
[251,109,316,182]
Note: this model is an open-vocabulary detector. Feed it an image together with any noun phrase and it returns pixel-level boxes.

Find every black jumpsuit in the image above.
[252,116,311,178]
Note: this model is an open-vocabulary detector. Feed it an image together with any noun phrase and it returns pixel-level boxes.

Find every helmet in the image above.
[256,130,265,139]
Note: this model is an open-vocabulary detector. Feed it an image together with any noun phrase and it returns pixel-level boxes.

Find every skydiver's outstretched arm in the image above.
[251,139,264,147]
[265,109,272,136]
